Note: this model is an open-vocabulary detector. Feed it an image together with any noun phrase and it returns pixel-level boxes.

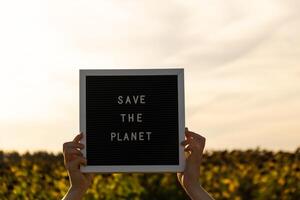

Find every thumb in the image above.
[177,172,183,182]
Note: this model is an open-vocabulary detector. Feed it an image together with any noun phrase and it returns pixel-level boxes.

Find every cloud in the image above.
[45,0,299,69]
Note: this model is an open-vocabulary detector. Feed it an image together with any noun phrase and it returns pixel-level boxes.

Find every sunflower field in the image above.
[1,148,299,200]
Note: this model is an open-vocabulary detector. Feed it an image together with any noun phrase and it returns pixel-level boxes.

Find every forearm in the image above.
[62,187,85,200]
[186,184,214,200]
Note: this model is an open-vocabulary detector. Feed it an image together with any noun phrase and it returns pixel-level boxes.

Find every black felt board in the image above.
[85,75,179,166]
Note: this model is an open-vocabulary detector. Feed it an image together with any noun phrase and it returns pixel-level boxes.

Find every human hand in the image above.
[177,128,206,196]
[62,133,94,199]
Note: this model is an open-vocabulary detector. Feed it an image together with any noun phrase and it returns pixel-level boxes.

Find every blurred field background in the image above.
[1,0,300,199]
[1,149,299,200]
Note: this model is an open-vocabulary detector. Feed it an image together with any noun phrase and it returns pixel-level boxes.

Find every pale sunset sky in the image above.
[0,0,299,152]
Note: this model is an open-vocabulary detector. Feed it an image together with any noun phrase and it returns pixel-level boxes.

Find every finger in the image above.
[64,151,84,164]
[184,144,204,162]
[177,172,183,182]
[193,139,205,151]
[74,156,87,166]
[65,148,83,157]
[63,142,84,151]
[67,156,87,170]
[181,138,201,149]
[183,138,205,154]
[184,144,193,152]
[183,136,197,144]
[184,148,192,157]
[186,131,206,142]
[185,130,200,138]
[73,132,83,143]
[180,140,189,146]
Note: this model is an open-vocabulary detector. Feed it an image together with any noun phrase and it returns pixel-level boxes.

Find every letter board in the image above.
[80,69,185,172]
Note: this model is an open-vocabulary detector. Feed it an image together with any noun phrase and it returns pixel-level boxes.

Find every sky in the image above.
[0,0,299,152]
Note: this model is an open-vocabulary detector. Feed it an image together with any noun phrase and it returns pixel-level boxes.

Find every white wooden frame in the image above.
[80,68,185,173]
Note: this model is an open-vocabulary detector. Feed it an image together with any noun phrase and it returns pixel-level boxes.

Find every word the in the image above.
[120,113,143,123]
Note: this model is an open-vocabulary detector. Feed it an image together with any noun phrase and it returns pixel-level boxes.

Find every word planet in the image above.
[110,131,152,142]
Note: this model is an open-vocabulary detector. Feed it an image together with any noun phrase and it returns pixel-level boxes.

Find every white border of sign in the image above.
[80,68,185,173]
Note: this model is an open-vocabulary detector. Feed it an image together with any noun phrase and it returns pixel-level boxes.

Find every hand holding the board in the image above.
[178,128,214,200]
[62,133,94,200]
[61,130,213,200]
